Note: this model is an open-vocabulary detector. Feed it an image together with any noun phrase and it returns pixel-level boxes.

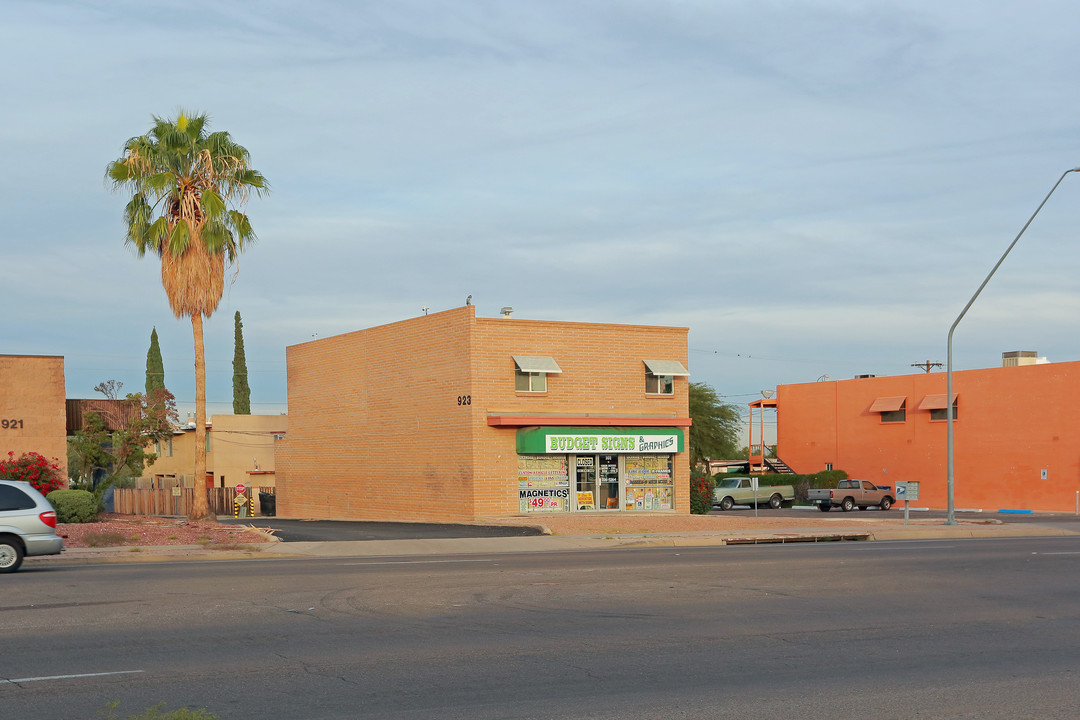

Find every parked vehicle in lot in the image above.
[712,476,796,511]
[0,479,64,573]
[808,479,894,512]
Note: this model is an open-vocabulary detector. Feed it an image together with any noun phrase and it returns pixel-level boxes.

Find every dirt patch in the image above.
[58,513,271,548]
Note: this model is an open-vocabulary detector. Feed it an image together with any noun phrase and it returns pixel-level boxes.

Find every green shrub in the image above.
[705,469,849,504]
[46,489,99,523]
[788,470,849,503]
[689,469,716,514]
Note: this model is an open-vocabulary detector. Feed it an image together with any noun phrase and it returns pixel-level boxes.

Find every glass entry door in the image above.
[575,456,597,510]
[598,454,619,510]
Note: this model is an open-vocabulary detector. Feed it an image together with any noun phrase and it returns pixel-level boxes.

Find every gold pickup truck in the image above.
[807,479,895,512]
[712,477,796,511]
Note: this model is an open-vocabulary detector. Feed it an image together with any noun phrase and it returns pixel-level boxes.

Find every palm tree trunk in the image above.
[189,313,214,521]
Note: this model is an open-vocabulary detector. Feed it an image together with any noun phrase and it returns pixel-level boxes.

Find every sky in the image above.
[4,0,1080,441]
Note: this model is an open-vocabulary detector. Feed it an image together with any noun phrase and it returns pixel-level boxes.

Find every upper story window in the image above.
[919,393,959,421]
[643,360,689,395]
[156,438,173,457]
[869,396,906,423]
[513,356,563,393]
[646,373,674,395]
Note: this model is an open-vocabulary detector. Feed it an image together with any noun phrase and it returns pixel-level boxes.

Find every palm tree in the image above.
[107,111,268,520]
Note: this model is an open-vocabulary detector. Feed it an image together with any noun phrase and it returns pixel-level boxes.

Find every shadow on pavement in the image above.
[221,518,545,542]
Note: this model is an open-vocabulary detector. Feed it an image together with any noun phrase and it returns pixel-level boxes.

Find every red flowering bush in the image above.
[0,451,65,496]
[689,470,716,515]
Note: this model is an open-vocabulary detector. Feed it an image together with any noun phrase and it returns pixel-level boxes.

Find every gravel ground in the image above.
[58,513,271,548]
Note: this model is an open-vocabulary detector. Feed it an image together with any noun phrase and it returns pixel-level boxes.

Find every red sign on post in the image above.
[235,483,247,494]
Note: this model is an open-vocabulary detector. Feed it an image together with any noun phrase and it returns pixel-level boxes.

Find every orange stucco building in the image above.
[0,355,68,480]
[277,306,692,522]
[772,358,1080,512]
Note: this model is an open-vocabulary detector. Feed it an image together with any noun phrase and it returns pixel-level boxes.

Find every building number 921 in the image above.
[2,419,24,429]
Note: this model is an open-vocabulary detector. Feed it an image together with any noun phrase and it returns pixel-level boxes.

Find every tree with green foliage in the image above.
[67,380,179,505]
[107,110,268,520]
[688,381,741,469]
[146,327,165,395]
[232,311,250,414]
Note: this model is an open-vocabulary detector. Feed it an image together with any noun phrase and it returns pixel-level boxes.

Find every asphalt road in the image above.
[6,536,1080,719]
[224,508,1080,543]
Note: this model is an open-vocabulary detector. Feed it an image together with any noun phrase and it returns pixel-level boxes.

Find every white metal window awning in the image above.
[643,360,689,377]
[512,356,563,374]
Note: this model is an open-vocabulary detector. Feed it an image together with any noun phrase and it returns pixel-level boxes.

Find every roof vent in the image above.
[500,307,514,317]
[1002,350,1039,367]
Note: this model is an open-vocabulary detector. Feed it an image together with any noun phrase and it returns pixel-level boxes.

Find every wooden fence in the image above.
[112,487,274,517]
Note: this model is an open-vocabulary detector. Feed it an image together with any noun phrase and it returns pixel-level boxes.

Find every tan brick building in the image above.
[141,414,287,491]
[0,355,68,479]
[277,306,692,522]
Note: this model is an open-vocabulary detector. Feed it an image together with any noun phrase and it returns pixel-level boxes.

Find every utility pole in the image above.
[911,360,943,373]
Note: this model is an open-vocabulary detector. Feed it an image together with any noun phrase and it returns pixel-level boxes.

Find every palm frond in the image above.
[107,110,267,315]
[200,187,227,222]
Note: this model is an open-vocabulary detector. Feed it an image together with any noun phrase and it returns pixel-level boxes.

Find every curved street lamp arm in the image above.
[945,167,1079,525]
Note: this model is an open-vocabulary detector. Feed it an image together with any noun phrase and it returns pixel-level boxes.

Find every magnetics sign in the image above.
[519,487,570,513]
[516,427,685,455]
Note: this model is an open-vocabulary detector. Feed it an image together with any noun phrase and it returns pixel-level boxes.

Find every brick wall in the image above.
[0,355,68,480]
[279,307,476,521]
[471,315,691,516]
[278,307,691,521]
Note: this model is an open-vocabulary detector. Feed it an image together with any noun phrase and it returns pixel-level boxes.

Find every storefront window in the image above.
[624,455,674,511]
[518,455,570,513]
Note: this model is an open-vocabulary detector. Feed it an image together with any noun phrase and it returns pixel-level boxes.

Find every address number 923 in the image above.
[457,395,472,406]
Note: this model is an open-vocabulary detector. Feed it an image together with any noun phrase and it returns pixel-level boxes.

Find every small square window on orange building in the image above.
[919,393,958,421]
[869,396,906,423]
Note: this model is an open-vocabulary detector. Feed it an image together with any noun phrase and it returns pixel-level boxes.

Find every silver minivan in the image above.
[0,479,64,573]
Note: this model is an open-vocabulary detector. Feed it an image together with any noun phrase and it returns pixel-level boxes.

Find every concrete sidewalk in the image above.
[28,516,1080,567]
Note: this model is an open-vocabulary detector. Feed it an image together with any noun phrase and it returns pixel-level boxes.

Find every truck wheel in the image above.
[719,496,734,511]
[768,494,782,509]
[818,504,831,512]
[840,497,855,512]
[0,536,24,574]
[879,497,893,511]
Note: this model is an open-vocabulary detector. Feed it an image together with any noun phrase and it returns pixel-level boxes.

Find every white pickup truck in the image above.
[807,479,894,512]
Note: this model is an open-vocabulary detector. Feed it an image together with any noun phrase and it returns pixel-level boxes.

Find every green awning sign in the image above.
[516,426,684,454]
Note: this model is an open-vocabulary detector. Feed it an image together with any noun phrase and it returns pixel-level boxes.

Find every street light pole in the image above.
[945,167,1080,525]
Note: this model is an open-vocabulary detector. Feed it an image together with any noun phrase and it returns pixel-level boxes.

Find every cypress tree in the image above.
[232,311,251,414]
[145,327,165,395]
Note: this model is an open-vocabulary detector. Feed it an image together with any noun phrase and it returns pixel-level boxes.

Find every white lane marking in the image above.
[0,670,144,684]
[1033,551,1080,555]
[342,559,495,566]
